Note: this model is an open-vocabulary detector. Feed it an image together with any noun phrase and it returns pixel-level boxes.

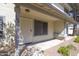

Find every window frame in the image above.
[34,20,48,36]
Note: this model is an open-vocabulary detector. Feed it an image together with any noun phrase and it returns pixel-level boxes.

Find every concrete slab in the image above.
[27,36,74,50]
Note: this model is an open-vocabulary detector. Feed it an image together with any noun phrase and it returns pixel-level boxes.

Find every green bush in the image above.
[58,46,70,56]
[74,36,79,43]
[58,44,76,56]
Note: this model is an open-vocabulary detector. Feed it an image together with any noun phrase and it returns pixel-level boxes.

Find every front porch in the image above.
[15,4,76,44]
[14,3,77,56]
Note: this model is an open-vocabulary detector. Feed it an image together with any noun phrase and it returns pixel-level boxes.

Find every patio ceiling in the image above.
[15,3,77,23]
[20,5,60,21]
[31,3,71,21]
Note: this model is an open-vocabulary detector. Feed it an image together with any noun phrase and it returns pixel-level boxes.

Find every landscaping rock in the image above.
[20,46,44,56]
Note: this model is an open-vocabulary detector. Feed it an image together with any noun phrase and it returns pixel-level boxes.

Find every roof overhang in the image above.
[15,3,77,24]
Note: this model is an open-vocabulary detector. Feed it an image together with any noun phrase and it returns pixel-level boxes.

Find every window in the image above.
[0,17,3,38]
[34,20,48,36]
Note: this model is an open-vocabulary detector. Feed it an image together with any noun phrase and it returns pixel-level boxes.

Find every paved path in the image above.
[44,36,77,56]
[27,36,75,56]
[28,36,74,50]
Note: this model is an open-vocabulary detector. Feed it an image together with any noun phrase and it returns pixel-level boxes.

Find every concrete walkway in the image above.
[27,36,74,51]
[26,36,75,56]
[44,36,75,56]
[21,36,79,56]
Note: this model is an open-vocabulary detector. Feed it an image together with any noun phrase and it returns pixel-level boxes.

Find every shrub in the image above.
[58,44,76,56]
[58,46,70,56]
[74,36,79,43]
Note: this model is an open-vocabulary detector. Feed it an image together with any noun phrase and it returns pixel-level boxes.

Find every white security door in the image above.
[20,17,32,43]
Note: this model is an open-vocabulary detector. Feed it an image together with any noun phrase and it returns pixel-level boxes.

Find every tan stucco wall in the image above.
[32,20,54,42]
[54,20,65,37]
[19,5,73,43]
[20,5,55,43]
[20,16,54,43]
[54,20,74,37]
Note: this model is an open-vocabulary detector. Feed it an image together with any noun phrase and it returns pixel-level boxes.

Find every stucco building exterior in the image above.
[0,3,78,45]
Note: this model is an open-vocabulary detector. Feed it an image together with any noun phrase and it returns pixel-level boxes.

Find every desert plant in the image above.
[58,44,76,56]
[74,36,79,43]
[58,46,70,56]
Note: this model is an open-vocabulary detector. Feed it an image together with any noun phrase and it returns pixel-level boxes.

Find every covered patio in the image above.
[14,3,77,56]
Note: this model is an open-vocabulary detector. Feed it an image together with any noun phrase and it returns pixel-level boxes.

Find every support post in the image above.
[15,4,21,56]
